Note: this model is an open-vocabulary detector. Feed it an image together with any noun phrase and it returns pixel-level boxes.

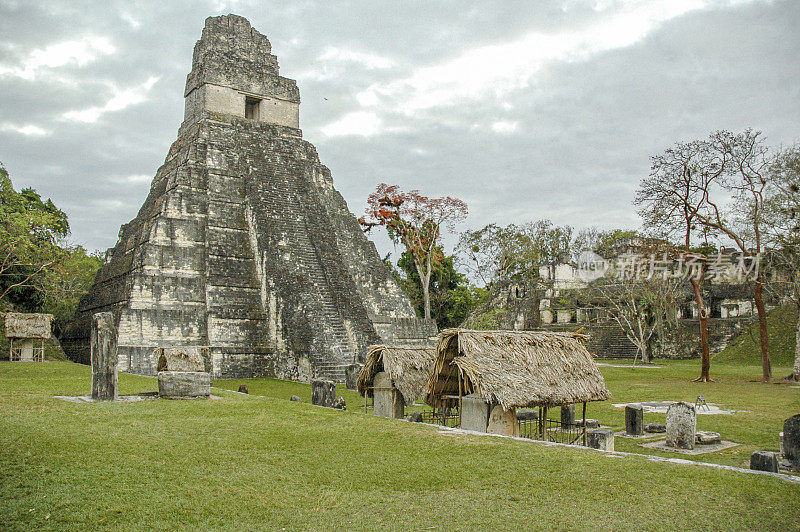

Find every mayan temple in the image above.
[61,14,436,381]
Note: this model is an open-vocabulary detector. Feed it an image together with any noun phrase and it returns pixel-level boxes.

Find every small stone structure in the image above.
[625,404,644,436]
[155,345,211,399]
[5,313,53,362]
[644,423,666,433]
[487,405,520,437]
[406,411,423,423]
[666,402,696,450]
[587,428,615,451]
[372,371,404,419]
[461,394,491,432]
[312,379,336,408]
[784,414,800,469]
[561,404,574,427]
[345,363,362,390]
[90,312,118,401]
[750,451,779,473]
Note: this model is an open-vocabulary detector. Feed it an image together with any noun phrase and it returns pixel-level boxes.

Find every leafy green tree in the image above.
[40,245,103,335]
[396,251,483,329]
[0,164,69,312]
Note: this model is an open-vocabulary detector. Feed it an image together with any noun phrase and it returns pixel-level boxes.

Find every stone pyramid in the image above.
[62,14,436,381]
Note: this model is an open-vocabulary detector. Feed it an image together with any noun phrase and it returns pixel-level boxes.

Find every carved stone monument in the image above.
[666,402,696,450]
[311,379,336,408]
[784,414,800,469]
[625,404,644,436]
[372,371,404,419]
[345,363,362,391]
[461,394,491,433]
[487,405,520,437]
[560,404,575,427]
[90,312,118,401]
[586,428,615,451]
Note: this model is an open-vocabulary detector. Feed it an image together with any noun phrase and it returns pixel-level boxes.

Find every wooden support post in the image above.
[582,402,587,447]
[543,406,548,441]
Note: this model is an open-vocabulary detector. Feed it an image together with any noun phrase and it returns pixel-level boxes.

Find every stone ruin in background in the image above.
[61,14,436,382]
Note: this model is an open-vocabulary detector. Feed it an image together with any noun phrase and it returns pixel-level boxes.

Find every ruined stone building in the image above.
[62,14,436,381]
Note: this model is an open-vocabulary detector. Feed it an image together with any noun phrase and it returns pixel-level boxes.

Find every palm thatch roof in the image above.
[4,313,53,339]
[357,344,437,405]
[425,329,610,410]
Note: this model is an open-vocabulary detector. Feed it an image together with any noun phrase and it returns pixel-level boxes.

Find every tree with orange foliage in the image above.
[360,184,467,320]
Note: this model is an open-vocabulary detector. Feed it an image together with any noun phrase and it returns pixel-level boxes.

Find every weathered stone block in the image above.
[311,379,336,408]
[460,394,490,432]
[561,404,575,427]
[332,396,346,410]
[517,410,538,422]
[487,405,520,437]
[155,346,209,372]
[750,451,778,473]
[695,431,721,445]
[91,312,118,401]
[586,428,615,451]
[574,418,600,429]
[784,414,800,468]
[625,404,644,436]
[644,423,666,433]
[406,411,423,423]
[666,402,696,450]
[290,395,301,402]
[372,371,403,419]
[345,363,362,391]
[158,371,211,398]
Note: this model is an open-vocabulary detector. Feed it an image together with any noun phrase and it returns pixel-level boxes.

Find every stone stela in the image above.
[90,312,118,401]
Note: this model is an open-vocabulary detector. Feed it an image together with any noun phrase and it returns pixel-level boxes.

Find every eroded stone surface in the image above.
[158,371,211,398]
[345,363,362,391]
[90,312,118,401]
[784,415,800,469]
[587,428,615,451]
[461,394,490,433]
[311,379,335,408]
[666,402,696,450]
[750,451,779,472]
[625,404,644,436]
[487,405,520,437]
[372,371,404,418]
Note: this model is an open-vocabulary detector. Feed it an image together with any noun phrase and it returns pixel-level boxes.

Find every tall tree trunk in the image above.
[641,341,650,365]
[691,278,711,382]
[792,307,800,381]
[753,276,771,382]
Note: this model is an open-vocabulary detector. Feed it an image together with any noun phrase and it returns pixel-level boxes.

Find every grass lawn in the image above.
[1,361,799,530]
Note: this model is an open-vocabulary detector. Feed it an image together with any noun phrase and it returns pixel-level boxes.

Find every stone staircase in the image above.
[248,151,353,382]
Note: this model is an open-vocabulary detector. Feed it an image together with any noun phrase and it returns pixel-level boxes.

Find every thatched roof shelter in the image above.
[357,344,437,405]
[4,313,53,339]
[425,329,610,410]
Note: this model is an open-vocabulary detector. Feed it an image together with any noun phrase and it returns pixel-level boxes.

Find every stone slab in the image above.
[158,371,211,398]
[460,394,490,433]
[487,405,520,437]
[641,439,739,455]
[666,402,696,450]
[750,451,779,473]
[90,312,118,401]
[783,414,800,468]
[345,363,362,391]
[311,379,336,408]
[561,404,575,427]
[372,371,403,419]
[586,428,615,451]
[625,404,644,436]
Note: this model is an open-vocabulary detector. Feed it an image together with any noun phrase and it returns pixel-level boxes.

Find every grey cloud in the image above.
[0,0,797,259]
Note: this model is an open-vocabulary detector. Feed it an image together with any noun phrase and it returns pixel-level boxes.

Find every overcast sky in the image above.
[0,0,798,259]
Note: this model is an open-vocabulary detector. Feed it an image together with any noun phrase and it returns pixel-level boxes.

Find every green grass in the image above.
[717,304,798,367]
[1,361,799,530]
